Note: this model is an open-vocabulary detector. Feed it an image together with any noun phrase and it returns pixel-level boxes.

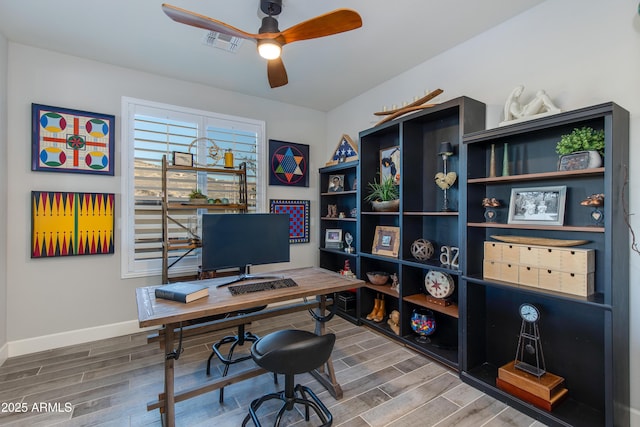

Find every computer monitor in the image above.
[201,213,290,287]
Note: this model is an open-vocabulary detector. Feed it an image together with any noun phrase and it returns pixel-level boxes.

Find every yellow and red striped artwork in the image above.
[31,191,115,258]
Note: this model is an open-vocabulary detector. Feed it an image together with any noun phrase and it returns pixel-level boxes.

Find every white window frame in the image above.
[120,97,266,278]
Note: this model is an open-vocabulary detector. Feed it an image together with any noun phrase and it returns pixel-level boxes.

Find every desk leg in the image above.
[163,323,176,427]
[311,295,343,399]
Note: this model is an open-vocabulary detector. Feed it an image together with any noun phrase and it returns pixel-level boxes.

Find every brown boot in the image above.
[373,298,386,322]
[366,297,380,320]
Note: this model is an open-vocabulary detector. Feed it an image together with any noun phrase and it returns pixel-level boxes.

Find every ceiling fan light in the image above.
[258,40,281,60]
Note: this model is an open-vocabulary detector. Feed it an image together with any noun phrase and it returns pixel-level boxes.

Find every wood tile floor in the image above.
[0,311,546,426]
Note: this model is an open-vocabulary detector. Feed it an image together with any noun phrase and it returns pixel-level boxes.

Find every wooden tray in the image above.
[490,235,589,247]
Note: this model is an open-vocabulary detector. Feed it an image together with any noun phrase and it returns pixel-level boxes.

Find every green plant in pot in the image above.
[556,126,605,156]
[189,188,207,200]
[364,175,399,212]
[556,126,604,169]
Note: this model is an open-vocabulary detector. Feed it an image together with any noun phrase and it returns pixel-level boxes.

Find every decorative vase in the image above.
[502,143,510,176]
[579,150,603,168]
[410,308,436,343]
[489,143,496,177]
[371,199,400,212]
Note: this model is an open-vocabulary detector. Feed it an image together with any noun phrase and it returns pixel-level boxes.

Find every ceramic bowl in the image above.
[366,271,390,285]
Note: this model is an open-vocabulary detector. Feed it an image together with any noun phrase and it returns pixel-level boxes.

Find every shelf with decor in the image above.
[161,155,248,284]
[319,161,359,323]
[356,96,486,369]
[460,102,629,427]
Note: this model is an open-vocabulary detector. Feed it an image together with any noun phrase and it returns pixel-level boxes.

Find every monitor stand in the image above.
[215,264,282,288]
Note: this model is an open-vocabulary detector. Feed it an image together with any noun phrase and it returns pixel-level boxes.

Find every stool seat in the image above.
[243,330,335,427]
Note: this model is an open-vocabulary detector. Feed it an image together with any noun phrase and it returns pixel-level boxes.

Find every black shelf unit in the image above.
[319,161,359,323]
[356,96,486,369]
[460,102,630,427]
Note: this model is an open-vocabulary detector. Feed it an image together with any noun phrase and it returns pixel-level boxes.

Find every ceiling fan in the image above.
[162,1,362,88]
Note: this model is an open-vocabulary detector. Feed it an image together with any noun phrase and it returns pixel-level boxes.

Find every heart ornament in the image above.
[434,172,457,190]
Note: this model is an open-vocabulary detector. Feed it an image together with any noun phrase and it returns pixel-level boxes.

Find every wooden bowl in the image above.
[367,271,390,285]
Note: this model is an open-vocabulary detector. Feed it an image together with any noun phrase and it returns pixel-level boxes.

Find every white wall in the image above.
[5,44,325,352]
[0,32,8,365]
[326,0,640,423]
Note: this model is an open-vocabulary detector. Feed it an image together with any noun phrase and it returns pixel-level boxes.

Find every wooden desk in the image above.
[136,266,363,427]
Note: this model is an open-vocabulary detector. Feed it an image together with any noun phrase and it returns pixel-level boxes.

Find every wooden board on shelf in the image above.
[403,293,459,318]
[490,235,589,247]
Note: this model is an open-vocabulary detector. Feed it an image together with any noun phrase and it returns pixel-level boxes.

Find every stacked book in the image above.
[496,361,568,411]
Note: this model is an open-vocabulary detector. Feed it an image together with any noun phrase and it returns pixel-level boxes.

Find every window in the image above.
[121,97,266,278]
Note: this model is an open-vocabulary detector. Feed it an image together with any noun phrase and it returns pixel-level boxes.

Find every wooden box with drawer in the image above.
[483,241,595,297]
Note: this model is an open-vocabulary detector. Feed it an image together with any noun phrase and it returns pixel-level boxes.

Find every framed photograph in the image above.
[372,226,400,258]
[269,139,309,187]
[508,186,567,226]
[32,103,115,175]
[328,174,345,192]
[270,199,310,244]
[380,146,401,185]
[172,151,193,167]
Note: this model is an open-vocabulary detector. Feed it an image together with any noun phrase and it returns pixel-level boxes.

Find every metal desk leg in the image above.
[311,295,343,399]
[163,323,176,427]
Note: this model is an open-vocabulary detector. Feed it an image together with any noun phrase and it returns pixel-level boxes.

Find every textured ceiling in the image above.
[0,0,546,111]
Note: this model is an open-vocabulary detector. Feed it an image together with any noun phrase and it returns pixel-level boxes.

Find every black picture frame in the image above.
[268,139,309,187]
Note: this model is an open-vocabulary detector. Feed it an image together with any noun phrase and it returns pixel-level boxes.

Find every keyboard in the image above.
[228,278,298,296]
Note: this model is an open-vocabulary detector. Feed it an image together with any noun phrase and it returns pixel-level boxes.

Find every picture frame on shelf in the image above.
[328,174,345,192]
[372,226,400,258]
[380,146,401,185]
[508,185,567,226]
[172,151,193,167]
[325,228,343,249]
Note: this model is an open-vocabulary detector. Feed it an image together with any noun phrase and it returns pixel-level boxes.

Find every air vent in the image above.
[202,31,244,53]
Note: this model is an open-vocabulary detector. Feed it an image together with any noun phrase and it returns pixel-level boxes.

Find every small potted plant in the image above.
[555,126,605,168]
[188,188,207,202]
[364,175,399,212]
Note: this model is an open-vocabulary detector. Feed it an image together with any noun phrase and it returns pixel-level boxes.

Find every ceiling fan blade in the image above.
[267,57,288,88]
[280,9,362,44]
[162,3,258,40]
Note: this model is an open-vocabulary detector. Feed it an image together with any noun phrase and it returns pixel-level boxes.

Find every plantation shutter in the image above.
[131,111,258,266]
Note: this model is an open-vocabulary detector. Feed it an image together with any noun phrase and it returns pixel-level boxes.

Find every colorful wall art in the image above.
[32,104,115,175]
[270,199,310,244]
[31,191,115,258]
[268,139,309,187]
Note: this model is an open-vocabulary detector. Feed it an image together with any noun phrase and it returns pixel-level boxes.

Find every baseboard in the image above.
[7,320,158,358]
[0,341,8,367]
[631,406,640,427]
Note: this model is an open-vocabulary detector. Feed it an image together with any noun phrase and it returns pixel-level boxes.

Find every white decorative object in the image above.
[500,85,561,126]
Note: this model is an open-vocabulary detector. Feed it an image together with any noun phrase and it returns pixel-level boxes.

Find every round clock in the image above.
[424,270,455,299]
[519,303,540,323]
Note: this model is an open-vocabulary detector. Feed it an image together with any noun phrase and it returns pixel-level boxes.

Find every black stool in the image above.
[206,306,267,403]
[242,329,335,427]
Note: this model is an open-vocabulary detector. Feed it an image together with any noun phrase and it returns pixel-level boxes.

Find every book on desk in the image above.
[155,282,209,303]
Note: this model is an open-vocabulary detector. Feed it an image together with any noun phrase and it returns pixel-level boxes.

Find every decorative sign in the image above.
[270,199,310,244]
[31,191,115,258]
[268,139,309,187]
[32,104,115,175]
